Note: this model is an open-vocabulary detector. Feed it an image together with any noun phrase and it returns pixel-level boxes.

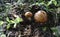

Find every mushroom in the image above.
[24,12,33,20]
[34,10,48,23]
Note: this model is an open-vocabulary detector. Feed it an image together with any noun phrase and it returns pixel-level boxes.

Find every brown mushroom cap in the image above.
[24,12,33,18]
[34,10,48,23]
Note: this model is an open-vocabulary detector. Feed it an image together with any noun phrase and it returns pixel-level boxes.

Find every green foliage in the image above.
[0,21,4,26]
[14,17,23,23]
[0,0,60,37]
[6,16,23,29]
[51,26,60,37]
[0,34,6,37]
[47,0,57,6]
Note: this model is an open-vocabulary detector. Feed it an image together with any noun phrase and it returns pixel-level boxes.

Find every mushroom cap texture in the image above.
[25,12,33,18]
[34,10,48,23]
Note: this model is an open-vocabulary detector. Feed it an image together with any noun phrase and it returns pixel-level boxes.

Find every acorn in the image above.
[34,10,48,23]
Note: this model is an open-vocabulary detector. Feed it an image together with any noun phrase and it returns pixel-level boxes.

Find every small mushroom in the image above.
[34,10,48,23]
[24,12,33,20]
[25,12,33,18]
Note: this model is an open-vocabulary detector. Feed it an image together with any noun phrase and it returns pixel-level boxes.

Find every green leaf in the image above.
[53,1,57,6]
[51,0,55,1]
[7,24,10,29]
[51,27,57,32]
[51,27,60,37]
[42,27,47,31]
[6,17,10,22]
[0,21,4,26]
[14,17,23,23]
[14,23,17,28]
[47,1,52,6]
[1,34,6,37]
[10,20,15,24]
